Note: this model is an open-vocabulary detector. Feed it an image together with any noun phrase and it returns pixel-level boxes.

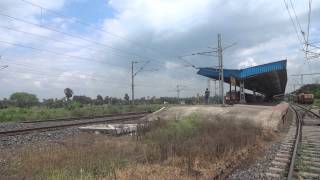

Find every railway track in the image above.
[20,111,149,123]
[0,112,149,137]
[266,104,320,179]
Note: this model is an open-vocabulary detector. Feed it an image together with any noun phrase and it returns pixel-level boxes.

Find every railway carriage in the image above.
[294,93,314,104]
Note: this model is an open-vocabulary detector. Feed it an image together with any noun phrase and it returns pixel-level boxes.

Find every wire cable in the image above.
[0,12,162,64]
[283,0,304,44]
[0,25,141,61]
[19,0,159,53]
[0,39,130,68]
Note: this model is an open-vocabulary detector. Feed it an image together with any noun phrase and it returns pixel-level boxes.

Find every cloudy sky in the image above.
[0,0,319,99]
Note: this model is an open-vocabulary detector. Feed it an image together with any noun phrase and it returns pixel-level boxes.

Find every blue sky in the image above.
[63,0,115,22]
[0,0,319,99]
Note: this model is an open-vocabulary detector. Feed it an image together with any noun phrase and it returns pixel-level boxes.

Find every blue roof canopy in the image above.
[197,60,288,99]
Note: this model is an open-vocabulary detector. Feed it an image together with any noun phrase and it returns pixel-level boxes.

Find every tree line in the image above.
[0,88,132,109]
[0,88,215,109]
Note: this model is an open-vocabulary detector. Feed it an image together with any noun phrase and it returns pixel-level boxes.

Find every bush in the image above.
[141,115,262,166]
[65,101,82,110]
[10,92,39,108]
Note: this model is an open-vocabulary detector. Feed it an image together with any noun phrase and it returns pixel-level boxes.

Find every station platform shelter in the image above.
[197,60,288,102]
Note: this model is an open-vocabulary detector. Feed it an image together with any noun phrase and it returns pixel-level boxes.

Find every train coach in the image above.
[294,93,314,104]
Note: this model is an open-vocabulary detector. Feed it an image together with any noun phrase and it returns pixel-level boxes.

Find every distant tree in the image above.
[73,95,92,105]
[0,98,11,109]
[64,88,73,101]
[124,93,130,102]
[104,96,110,104]
[95,94,104,105]
[43,98,55,108]
[97,95,103,102]
[10,92,39,108]
[111,97,121,105]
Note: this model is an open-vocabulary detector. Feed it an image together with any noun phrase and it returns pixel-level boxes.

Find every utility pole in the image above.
[176,85,181,100]
[131,60,157,105]
[178,34,234,105]
[218,34,225,105]
[214,80,217,96]
[131,61,136,105]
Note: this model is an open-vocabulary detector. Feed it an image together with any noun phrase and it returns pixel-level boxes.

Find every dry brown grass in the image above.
[1,114,276,179]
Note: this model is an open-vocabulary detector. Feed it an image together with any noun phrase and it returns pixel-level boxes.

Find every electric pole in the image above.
[218,34,225,105]
[131,60,157,105]
[131,61,137,105]
[177,34,235,105]
[176,85,181,100]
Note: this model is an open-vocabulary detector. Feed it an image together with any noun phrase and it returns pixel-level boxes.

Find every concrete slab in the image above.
[145,103,289,130]
[79,124,139,135]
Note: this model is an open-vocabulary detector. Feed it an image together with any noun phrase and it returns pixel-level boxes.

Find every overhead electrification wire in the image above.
[1,57,159,88]
[289,0,304,37]
[1,60,120,81]
[0,39,127,68]
[3,65,132,86]
[0,12,162,64]
[283,0,304,44]
[19,0,158,53]
[0,25,141,61]
[18,0,185,67]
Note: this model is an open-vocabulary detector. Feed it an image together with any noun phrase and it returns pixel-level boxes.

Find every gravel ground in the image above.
[0,114,147,149]
[226,139,282,180]
[0,114,146,132]
[0,127,82,148]
[226,109,293,180]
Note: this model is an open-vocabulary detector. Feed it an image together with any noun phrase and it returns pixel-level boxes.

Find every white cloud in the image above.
[165,61,183,69]
[237,57,257,69]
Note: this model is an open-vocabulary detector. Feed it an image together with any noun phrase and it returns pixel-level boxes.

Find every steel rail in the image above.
[293,103,320,118]
[0,113,148,137]
[287,105,302,180]
[20,111,149,123]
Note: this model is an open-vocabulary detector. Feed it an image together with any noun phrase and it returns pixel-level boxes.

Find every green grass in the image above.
[0,104,162,122]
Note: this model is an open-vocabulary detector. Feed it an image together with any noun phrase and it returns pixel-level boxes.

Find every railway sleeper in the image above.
[301,147,320,152]
[271,161,288,168]
[269,167,286,174]
[274,157,290,163]
[302,136,320,140]
[301,149,320,155]
[301,142,320,147]
[278,150,292,154]
[266,172,281,179]
[297,171,320,179]
[302,160,320,167]
[276,153,291,159]
[302,157,320,163]
[280,144,293,149]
